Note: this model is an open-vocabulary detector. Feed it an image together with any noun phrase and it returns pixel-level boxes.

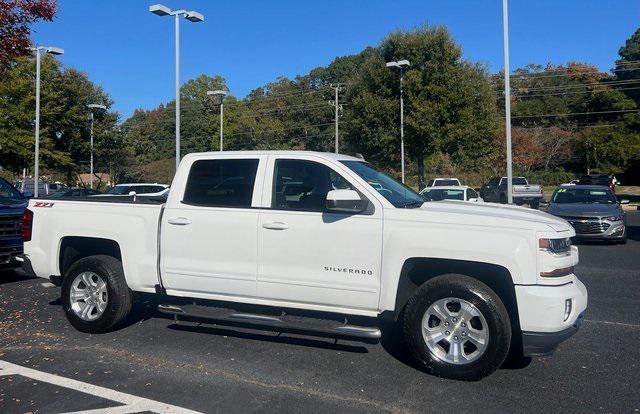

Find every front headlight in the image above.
[605,215,624,222]
[539,237,572,254]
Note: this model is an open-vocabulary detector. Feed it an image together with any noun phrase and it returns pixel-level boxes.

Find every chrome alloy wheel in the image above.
[421,297,489,365]
[70,271,108,321]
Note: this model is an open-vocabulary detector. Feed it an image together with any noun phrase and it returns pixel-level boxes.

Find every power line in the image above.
[511,109,639,119]
[512,86,640,99]
[496,79,640,94]
[224,122,336,138]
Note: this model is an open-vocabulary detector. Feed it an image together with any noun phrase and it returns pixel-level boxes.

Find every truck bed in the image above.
[25,197,164,293]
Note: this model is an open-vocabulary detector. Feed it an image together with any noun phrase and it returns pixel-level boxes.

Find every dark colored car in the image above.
[0,177,28,270]
[546,185,629,243]
[47,188,102,198]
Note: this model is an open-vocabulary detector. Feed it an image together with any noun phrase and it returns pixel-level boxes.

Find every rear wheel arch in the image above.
[393,258,521,339]
[58,236,123,278]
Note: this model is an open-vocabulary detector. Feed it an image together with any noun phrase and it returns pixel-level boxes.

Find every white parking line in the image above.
[586,319,640,328]
[0,360,202,414]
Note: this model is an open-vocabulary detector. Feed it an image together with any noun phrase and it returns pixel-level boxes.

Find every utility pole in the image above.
[87,104,106,189]
[386,60,410,183]
[149,4,204,171]
[207,90,228,150]
[329,84,342,153]
[502,0,514,204]
[29,46,64,197]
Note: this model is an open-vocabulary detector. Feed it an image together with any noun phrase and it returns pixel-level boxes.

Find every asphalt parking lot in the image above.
[1,212,639,413]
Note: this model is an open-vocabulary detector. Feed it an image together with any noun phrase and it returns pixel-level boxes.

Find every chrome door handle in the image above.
[262,221,288,230]
[168,217,191,226]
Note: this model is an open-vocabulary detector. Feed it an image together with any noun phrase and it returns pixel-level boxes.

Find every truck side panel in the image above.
[24,200,163,292]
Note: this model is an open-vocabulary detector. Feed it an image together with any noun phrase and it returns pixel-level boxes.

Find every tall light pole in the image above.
[386,60,410,183]
[207,90,228,150]
[502,0,514,203]
[87,104,107,189]
[329,84,342,153]
[29,46,64,197]
[149,4,204,171]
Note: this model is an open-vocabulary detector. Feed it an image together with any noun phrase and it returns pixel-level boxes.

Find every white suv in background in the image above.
[425,177,462,187]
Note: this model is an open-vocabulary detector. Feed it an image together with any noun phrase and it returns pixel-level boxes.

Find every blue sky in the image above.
[32,0,640,120]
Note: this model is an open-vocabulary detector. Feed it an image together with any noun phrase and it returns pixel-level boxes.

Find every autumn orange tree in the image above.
[0,0,57,68]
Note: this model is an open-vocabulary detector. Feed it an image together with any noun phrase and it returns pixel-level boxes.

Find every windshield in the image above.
[341,161,424,208]
[433,179,459,186]
[0,178,25,202]
[552,188,617,204]
[107,186,130,195]
[423,189,465,201]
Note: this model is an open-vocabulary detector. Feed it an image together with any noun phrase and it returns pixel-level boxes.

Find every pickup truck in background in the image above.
[480,176,543,209]
[21,151,587,380]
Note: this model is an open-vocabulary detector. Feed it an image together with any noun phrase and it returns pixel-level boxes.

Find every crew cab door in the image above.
[160,155,266,297]
[257,155,383,312]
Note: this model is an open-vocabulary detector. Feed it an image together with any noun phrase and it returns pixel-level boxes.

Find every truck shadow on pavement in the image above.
[0,270,35,285]
[166,323,369,353]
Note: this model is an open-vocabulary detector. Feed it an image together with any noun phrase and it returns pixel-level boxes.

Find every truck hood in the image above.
[546,203,622,218]
[386,201,571,233]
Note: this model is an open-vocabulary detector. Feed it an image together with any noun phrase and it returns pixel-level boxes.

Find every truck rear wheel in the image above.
[402,274,511,380]
[61,255,132,333]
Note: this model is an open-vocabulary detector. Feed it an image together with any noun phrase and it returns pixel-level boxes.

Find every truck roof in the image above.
[183,150,364,162]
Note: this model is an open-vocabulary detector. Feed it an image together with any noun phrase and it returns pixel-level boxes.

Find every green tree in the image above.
[0,55,119,183]
[345,26,498,187]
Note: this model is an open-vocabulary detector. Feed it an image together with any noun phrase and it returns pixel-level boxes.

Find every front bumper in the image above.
[523,312,584,356]
[516,277,588,356]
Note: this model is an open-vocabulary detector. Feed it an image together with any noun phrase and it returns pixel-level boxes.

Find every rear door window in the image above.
[183,159,259,208]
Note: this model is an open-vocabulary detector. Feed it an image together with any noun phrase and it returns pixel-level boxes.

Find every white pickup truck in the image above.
[20,151,587,380]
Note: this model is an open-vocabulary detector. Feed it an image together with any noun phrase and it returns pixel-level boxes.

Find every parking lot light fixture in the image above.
[207,90,228,151]
[386,59,410,183]
[29,45,64,198]
[87,104,107,189]
[149,3,205,171]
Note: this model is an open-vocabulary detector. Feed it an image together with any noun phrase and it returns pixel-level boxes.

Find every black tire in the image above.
[61,255,133,333]
[402,274,511,380]
[499,194,507,204]
[530,200,540,210]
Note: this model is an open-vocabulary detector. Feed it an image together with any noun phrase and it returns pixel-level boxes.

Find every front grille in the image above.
[561,217,610,235]
[0,215,22,240]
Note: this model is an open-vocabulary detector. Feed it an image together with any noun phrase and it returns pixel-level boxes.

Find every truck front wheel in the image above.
[61,255,133,333]
[403,274,511,380]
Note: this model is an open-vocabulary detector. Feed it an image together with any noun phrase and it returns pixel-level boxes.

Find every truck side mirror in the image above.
[325,189,368,214]
[128,191,137,196]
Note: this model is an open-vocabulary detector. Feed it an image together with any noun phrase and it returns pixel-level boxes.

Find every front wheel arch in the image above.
[393,258,522,357]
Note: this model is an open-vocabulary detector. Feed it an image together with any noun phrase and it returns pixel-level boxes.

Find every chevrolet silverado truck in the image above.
[20,151,587,380]
[480,176,544,209]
